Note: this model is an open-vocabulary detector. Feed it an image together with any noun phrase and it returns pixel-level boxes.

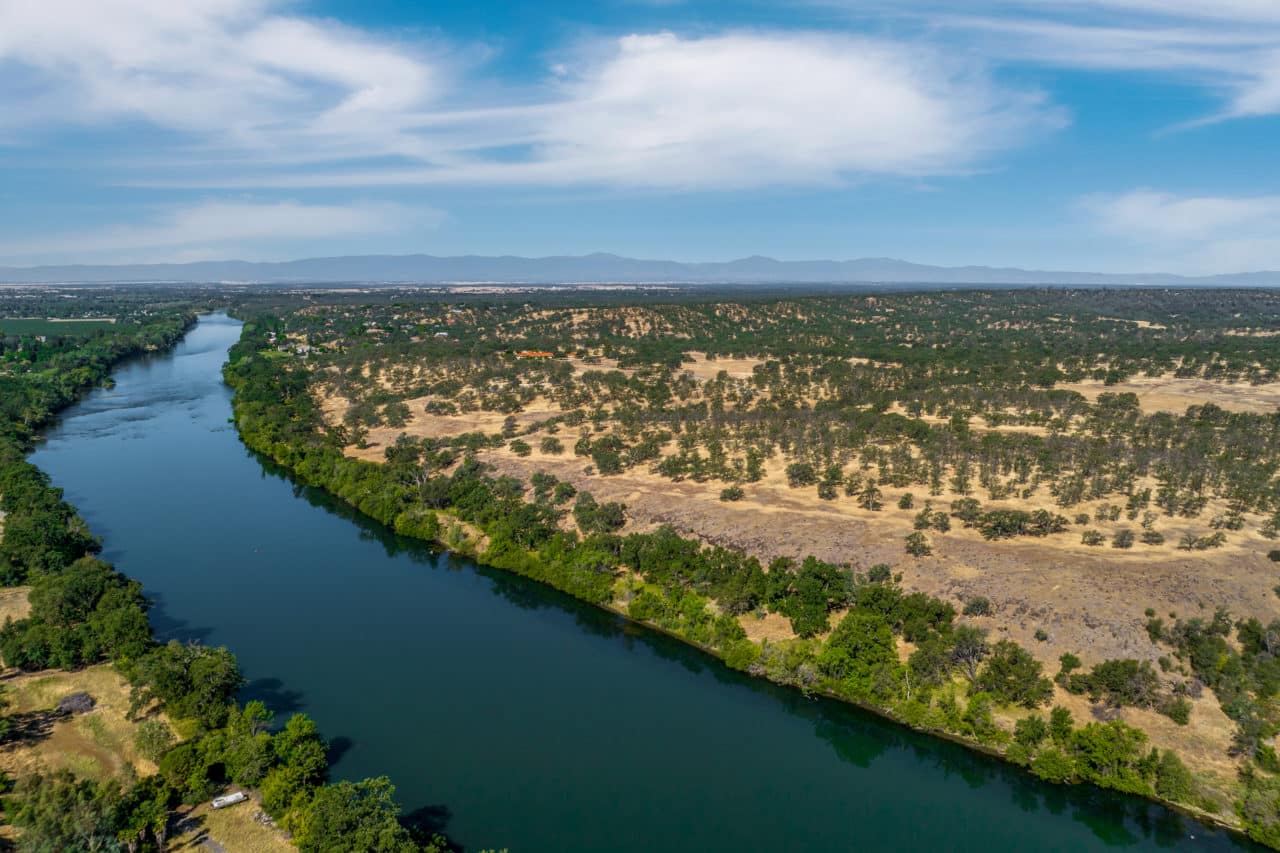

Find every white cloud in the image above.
[530,32,1057,187]
[0,200,439,264]
[888,1,1280,121]
[0,2,1058,190]
[137,31,1059,190]
[1085,190,1280,272]
[0,0,446,157]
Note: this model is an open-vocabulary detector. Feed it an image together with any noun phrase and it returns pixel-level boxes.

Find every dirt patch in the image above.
[0,586,31,624]
[679,352,765,381]
[171,797,294,853]
[1060,375,1280,414]
[478,448,1280,674]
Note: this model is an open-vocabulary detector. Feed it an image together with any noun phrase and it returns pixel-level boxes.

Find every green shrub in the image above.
[134,718,175,761]
[1030,748,1076,783]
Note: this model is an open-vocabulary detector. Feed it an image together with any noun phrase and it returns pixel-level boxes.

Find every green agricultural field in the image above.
[0,318,118,337]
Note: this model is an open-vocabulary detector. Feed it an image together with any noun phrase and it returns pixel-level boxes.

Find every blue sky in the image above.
[1,0,1277,273]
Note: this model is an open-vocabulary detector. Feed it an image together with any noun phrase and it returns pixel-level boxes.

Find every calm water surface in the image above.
[29,313,1260,852]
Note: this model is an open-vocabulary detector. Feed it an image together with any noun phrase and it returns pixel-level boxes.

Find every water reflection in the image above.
[28,313,1258,853]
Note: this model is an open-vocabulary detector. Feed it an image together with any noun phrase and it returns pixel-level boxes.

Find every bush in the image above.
[719,486,745,502]
[898,493,914,510]
[1081,529,1105,546]
[723,639,761,671]
[1031,748,1076,783]
[785,462,817,488]
[540,436,564,454]
[1073,658,1161,708]
[973,640,1053,708]
[904,531,932,557]
[1154,750,1194,802]
[951,498,982,525]
[134,718,175,761]
[1071,720,1153,795]
[963,596,992,617]
[573,493,626,535]
[1111,529,1134,549]
[817,611,899,700]
[1160,696,1192,726]
[552,481,577,504]
[1014,714,1048,748]
[1049,706,1074,743]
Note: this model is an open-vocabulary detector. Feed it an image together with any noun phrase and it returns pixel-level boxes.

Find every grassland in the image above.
[227,288,1280,844]
[0,594,295,850]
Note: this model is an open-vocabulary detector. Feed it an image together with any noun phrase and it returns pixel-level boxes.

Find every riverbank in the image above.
[222,318,1263,849]
[0,309,452,851]
[0,308,292,850]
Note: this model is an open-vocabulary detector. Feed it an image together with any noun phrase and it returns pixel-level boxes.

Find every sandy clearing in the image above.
[679,352,766,381]
[1059,375,1280,414]
[0,586,31,624]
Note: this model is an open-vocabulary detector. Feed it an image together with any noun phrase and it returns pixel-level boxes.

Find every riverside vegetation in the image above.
[0,290,476,852]
[225,286,1280,848]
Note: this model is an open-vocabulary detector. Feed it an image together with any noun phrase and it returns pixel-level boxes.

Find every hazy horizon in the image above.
[2,250,1278,286]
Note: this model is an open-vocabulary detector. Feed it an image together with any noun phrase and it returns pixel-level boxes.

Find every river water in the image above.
[29,312,1259,852]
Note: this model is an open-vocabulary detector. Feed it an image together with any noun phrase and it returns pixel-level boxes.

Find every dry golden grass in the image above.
[679,352,765,381]
[319,389,559,462]
[0,585,32,624]
[171,798,296,853]
[0,665,293,851]
[1060,374,1280,414]
[739,611,796,644]
[0,664,163,782]
[993,684,1242,808]
[477,443,1280,677]
[317,349,1280,791]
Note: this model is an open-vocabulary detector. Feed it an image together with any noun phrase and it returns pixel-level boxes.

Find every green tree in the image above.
[818,611,899,699]
[973,641,1053,708]
[8,770,124,851]
[133,718,175,762]
[904,532,931,557]
[128,641,245,729]
[1030,747,1076,783]
[1154,750,1194,803]
[297,777,418,853]
[1014,715,1048,748]
[949,625,989,680]
[1072,720,1153,795]
[1049,705,1074,743]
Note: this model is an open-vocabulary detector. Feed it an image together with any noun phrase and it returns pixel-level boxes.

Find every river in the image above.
[29,312,1259,852]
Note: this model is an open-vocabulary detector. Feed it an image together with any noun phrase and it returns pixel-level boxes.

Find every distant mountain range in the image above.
[1,252,1277,286]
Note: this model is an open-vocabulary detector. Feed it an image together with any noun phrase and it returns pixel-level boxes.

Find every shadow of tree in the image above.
[1,708,59,746]
[241,677,305,716]
[402,802,454,839]
[169,808,214,851]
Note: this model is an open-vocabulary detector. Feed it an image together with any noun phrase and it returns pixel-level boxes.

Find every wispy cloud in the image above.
[0,200,439,264]
[859,0,1280,122]
[0,0,451,159]
[1084,189,1280,273]
[0,2,1059,190]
